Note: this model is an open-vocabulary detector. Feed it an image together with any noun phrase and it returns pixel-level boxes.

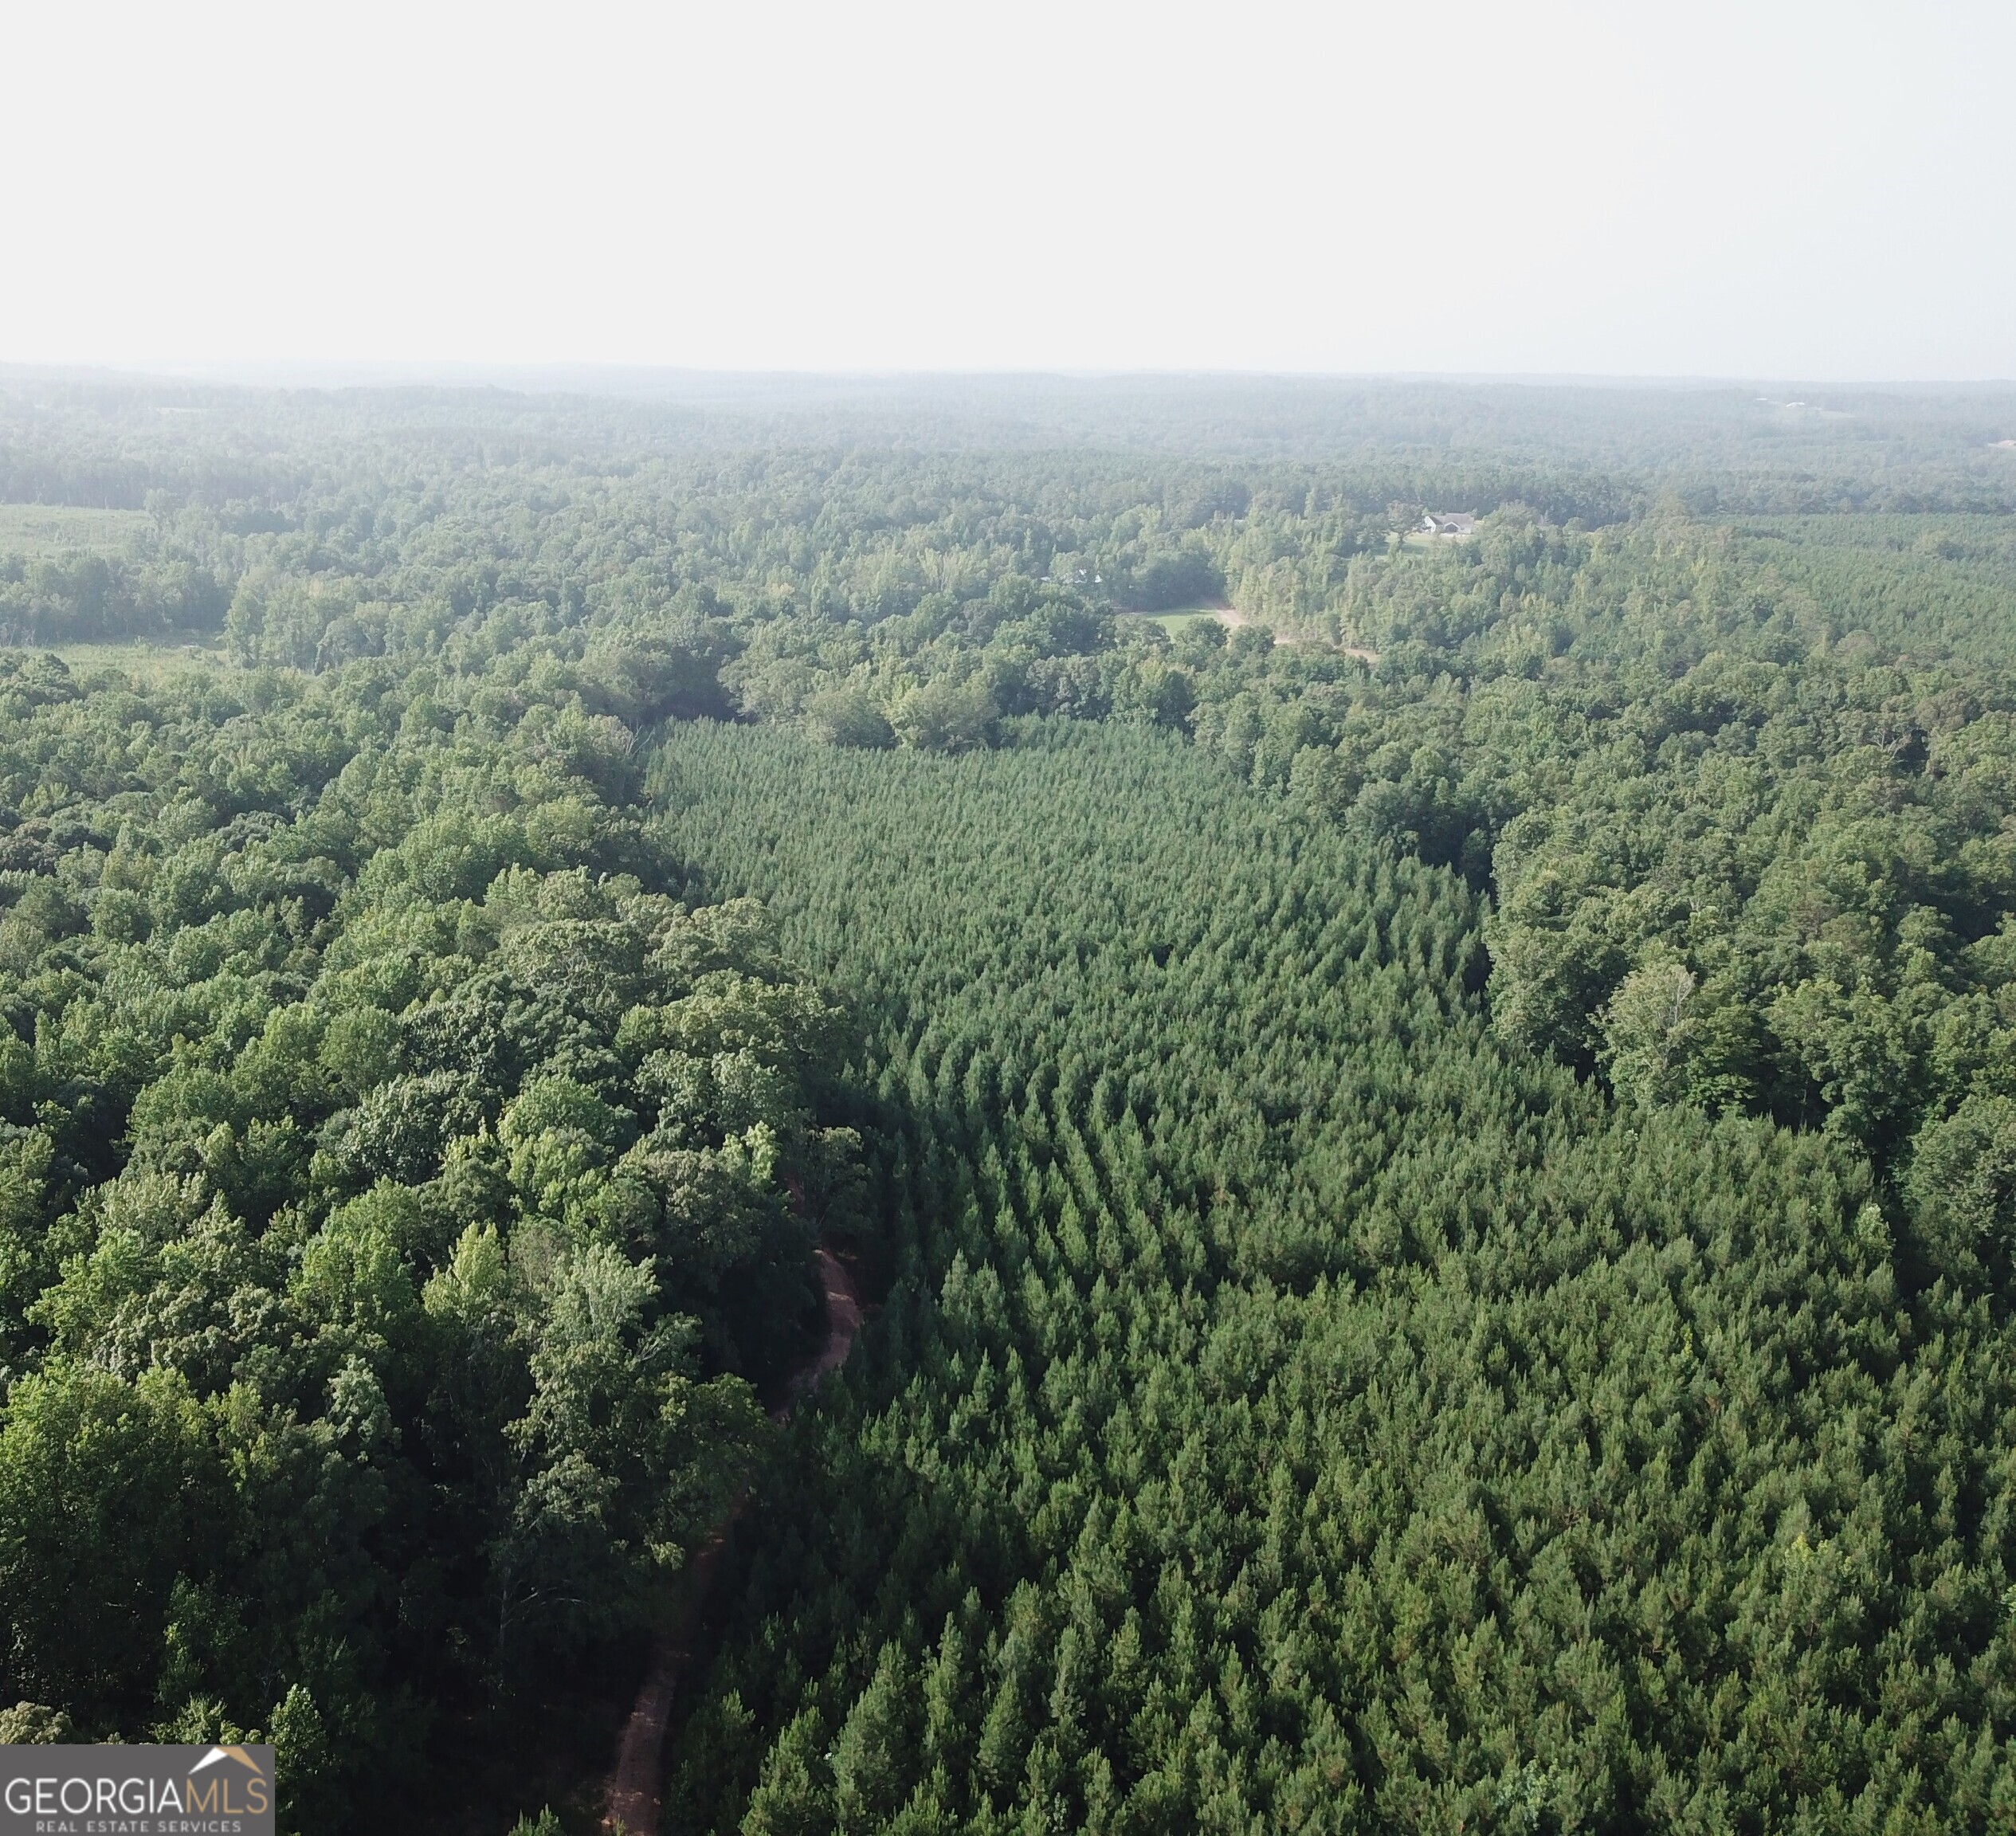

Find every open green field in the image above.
[0,638,229,681]
[0,504,154,556]
[1119,604,1233,634]
[1122,605,1351,649]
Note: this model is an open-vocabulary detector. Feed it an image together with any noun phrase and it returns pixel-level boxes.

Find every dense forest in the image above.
[2,369,2016,1831]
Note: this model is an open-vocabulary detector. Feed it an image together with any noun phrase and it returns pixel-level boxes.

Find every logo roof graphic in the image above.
[190,1746,265,1775]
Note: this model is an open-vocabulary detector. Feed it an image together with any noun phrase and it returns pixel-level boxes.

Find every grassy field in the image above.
[1120,604,1232,634]
[0,504,154,556]
[0,639,230,681]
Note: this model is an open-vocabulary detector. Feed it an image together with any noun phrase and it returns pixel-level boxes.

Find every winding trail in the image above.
[602,1248,864,1835]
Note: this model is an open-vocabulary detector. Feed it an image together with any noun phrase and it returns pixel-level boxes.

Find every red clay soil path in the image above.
[795,1249,865,1395]
[602,1247,865,1835]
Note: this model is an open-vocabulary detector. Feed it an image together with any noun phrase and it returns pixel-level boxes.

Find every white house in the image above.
[1418,512,1478,538]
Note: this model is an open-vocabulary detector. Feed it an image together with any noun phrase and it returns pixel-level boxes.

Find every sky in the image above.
[3,0,2012,380]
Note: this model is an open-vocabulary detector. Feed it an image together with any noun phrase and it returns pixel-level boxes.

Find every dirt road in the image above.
[794,1249,865,1397]
[602,1249,865,1835]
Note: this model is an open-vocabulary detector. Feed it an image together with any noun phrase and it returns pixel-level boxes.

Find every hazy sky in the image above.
[6,0,2011,379]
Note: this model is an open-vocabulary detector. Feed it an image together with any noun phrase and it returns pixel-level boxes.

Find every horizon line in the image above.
[4,359,2016,398]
